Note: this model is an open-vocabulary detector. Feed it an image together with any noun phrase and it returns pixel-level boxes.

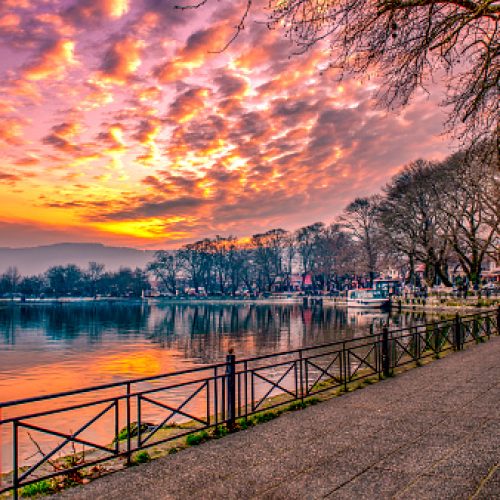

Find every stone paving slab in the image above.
[57,336,500,500]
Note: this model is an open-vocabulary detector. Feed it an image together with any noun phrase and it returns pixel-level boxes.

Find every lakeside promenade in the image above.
[59,336,500,499]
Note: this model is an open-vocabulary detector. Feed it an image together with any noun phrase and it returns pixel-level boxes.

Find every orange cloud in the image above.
[99,36,144,84]
[154,24,231,83]
[0,172,22,184]
[0,0,31,8]
[168,87,211,123]
[136,86,162,102]
[35,13,75,37]
[65,0,129,25]
[133,118,162,144]
[23,39,77,81]
[97,123,126,153]
[42,121,83,152]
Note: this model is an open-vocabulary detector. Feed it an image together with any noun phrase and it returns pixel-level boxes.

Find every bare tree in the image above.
[295,222,325,279]
[281,231,296,290]
[183,0,499,143]
[86,262,105,298]
[147,251,180,295]
[225,238,247,295]
[439,141,499,288]
[313,223,354,290]
[178,243,205,293]
[210,235,240,295]
[341,196,383,286]
[380,160,453,287]
[3,266,21,295]
[251,229,288,292]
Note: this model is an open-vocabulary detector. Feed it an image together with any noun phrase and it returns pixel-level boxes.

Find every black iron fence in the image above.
[1,308,499,498]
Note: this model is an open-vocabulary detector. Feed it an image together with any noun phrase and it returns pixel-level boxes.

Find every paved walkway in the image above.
[61,337,500,499]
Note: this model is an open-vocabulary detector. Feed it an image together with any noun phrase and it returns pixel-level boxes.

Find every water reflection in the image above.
[0,302,438,368]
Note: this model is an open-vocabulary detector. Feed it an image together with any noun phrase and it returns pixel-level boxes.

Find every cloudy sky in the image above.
[0,0,456,249]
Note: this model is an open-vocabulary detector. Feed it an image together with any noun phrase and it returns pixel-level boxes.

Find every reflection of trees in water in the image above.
[0,302,443,363]
[0,303,150,343]
[0,306,16,344]
[146,304,297,363]
[44,303,149,341]
[145,304,402,363]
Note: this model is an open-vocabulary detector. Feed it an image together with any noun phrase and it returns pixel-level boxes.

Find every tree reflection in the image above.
[0,302,437,365]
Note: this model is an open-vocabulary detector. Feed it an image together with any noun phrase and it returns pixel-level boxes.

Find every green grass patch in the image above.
[185,431,210,446]
[132,451,151,464]
[211,425,229,438]
[253,410,281,424]
[20,480,55,497]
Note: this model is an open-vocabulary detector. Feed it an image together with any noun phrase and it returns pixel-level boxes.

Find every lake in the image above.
[0,301,440,475]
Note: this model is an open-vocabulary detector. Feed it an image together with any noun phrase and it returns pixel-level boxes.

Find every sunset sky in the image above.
[0,0,456,249]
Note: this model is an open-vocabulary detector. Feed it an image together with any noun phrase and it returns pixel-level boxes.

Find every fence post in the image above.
[226,351,236,429]
[298,349,304,402]
[473,316,479,343]
[413,325,421,362]
[433,322,440,357]
[13,421,18,500]
[382,325,391,377]
[454,313,462,351]
[497,306,500,335]
[343,342,349,391]
[126,382,131,466]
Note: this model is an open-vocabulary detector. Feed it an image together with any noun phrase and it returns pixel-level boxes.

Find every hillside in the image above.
[0,243,156,275]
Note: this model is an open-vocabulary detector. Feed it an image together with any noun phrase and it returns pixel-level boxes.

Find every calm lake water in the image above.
[0,301,440,475]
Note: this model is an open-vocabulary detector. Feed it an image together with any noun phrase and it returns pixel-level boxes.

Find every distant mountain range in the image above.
[0,243,157,276]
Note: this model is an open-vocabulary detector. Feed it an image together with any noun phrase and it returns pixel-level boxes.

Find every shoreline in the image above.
[0,296,498,313]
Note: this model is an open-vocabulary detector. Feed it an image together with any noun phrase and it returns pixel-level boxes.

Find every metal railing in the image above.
[0,308,499,498]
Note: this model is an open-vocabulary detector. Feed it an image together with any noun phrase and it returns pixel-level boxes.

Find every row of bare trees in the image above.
[380,141,499,288]
[148,222,379,294]
[148,141,498,294]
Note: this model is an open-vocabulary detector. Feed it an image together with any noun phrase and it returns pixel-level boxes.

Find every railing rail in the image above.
[1,308,499,498]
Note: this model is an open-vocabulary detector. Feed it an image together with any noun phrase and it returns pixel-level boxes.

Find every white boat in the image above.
[347,289,390,309]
